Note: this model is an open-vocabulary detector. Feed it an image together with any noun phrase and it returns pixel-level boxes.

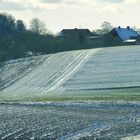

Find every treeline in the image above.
[0,13,94,63]
[0,14,26,34]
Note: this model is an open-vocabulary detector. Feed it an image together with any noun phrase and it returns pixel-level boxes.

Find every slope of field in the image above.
[0,56,46,90]
[61,45,140,94]
[0,45,140,101]
[0,49,98,100]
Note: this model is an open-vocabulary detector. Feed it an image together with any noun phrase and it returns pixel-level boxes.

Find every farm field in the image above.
[0,45,140,101]
[0,102,140,140]
[0,45,140,139]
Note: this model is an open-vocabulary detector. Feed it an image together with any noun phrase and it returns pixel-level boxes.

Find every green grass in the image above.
[9,92,140,102]
[1,88,140,102]
[27,93,140,102]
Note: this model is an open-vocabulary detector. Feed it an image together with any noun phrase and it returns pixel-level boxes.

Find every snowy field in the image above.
[0,45,140,101]
[0,55,46,90]
[62,45,140,94]
[0,46,140,139]
[0,102,140,140]
[0,49,100,100]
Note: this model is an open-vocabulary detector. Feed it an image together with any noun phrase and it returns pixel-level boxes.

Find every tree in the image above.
[0,13,16,34]
[29,18,47,34]
[16,20,26,33]
[100,21,113,34]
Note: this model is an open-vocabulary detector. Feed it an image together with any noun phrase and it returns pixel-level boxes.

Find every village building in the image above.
[111,26,139,42]
[58,28,92,39]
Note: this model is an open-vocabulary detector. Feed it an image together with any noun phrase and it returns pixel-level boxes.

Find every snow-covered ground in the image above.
[0,102,140,140]
[0,45,140,100]
[0,55,46,90]
[62,45,140,93]
[1,46,140,139]
[122,135,140,140]
[0,49,100,100]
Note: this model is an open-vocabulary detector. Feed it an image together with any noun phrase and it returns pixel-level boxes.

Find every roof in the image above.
[59,28,91,37]
[113,27,139,42]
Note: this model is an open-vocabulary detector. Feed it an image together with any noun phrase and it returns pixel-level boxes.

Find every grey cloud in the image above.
[97,0,125,3]
[40,0,84,7]
[0,2,26,11]
[41,0,64,3]
[64,1,81,5]
[0,0,61,12]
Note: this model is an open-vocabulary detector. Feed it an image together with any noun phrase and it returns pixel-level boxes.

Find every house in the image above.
[58,28,92,39]
[111,26,139,42]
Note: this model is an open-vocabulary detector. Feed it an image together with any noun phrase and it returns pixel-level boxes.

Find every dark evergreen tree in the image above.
[0,13,16,34]
[16,20,26,33]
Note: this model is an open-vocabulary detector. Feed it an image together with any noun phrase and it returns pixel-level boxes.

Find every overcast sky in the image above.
[0,0,140,33]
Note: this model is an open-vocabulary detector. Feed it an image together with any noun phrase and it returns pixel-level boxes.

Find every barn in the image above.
[58,28,92,39]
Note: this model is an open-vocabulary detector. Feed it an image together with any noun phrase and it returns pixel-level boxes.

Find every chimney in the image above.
[127,26,130,30]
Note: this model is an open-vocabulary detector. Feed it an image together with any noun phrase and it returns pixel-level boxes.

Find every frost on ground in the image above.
[0,55,47,90]
[61,45,140,93]
[121,135,140,140]
[0,49,98,100]
[0,102,140,140]
[0,45,140,101]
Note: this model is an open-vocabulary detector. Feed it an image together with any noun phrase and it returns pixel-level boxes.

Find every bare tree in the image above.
[101,21,113,34]
[29,18,47,34]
